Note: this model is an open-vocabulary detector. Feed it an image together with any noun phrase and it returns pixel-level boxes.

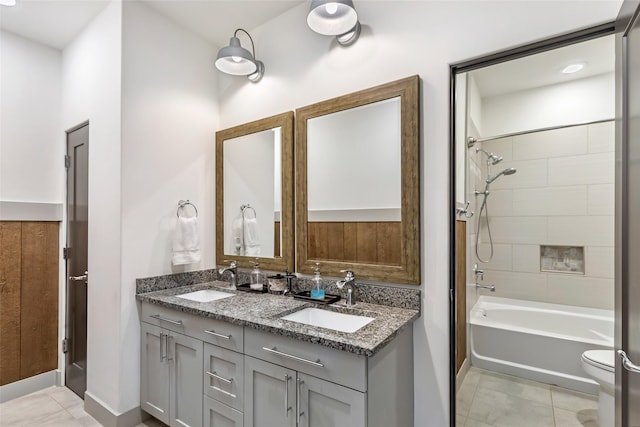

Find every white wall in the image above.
[120,1,218,413]
[482,72,614,136]
[214,2,620,425]
[0,31,62,203]
[61,0,123,412]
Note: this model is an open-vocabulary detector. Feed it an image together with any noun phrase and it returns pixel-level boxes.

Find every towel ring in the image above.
[177,200,198,218]
[241,204,257,219]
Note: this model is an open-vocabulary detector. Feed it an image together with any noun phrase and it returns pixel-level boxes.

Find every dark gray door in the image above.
[65,123,88,399]
[616,2,640,425]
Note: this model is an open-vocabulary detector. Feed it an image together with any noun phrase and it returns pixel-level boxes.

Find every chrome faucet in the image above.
[473,263,495,292]
[336,270,357,306]
[218,260,238,289]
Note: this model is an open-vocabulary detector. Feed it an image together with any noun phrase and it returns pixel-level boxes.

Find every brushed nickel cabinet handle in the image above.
[150,314,183,325]
[206,371,233,384]
[262,347,324,368]
[204,329,232,340]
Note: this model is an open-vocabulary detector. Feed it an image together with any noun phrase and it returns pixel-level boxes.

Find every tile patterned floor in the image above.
[0,386,166,427]
[457,367,600,427]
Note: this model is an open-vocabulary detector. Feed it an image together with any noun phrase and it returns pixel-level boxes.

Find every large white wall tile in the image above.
[547,275,614,309]
[485,216,547,244]
[475,243,513,270]
[489,159,548,190]
[480,189,513,216]
[588,121,614,153]
[481,137,513,162]
[481,270,548,302]
[513,125,587,160]
[548,216,614,246]
[587,246,614,278]
[512,244,541,273]
[588,184,614,215]
[512,185,587,216]
[548,152,615,186]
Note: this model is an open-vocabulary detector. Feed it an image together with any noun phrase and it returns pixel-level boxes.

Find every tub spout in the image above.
[475,283,495,292]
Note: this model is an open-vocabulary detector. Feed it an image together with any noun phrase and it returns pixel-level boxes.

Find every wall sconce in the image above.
[307,0,361,46]
[215,28,265,83]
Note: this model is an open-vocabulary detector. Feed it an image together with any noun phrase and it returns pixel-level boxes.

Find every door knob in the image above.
[69,271,88,283]
[618,350,640,374]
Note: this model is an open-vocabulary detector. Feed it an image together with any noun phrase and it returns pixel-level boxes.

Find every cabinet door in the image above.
[140,323,170,424]
[204,395,243,427]
[170,331,203,427]
[204,343,244,411]
[297,373,366,427]
[244,356,296,427]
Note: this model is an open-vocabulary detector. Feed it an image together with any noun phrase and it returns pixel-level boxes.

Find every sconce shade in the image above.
[215,36,258,76]
[307,0,358,36]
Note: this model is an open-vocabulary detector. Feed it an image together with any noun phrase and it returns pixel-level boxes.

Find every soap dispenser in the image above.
[250,258,265,290]
[310,263,325,300]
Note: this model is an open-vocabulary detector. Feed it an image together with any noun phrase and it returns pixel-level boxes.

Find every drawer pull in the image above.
[204,329,232,340]
[150,314,183,325]
[284,374,291,417]
[211,386,237,399]
[206,371,233,384]
[262,346,324,368]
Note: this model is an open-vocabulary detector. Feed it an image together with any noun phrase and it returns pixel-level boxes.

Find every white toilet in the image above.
[581,349,615,427]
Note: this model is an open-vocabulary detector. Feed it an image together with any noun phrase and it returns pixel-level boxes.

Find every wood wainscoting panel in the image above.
[308,221,401,265]
[0,222,22,386]
[455,220,467,374]
[19,222,59,379]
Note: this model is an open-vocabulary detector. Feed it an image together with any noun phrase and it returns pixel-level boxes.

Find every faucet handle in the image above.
[223,259,237,268]
[340,270,355,279]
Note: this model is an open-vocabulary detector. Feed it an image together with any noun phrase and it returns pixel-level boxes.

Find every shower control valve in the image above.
[473,263,484,280]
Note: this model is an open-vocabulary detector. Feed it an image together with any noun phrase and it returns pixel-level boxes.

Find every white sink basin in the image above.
[175,289,234,303]
[281,307,374,333]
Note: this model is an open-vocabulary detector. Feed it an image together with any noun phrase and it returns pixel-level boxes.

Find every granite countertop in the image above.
[136,281,420,357]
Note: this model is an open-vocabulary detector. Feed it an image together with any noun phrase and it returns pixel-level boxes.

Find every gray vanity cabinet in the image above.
[297,373,366,427]
[204,395,243,427]
[244,356,297,427]
[140,322,203,427]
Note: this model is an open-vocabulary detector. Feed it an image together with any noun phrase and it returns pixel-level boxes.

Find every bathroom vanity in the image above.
[137,281,419,427]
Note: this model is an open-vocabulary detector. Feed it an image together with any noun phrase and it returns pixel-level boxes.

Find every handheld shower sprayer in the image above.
[486,167,517,184]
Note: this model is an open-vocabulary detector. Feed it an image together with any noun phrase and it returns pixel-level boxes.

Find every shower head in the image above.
[477,148,503,165]
[486,167,517,184]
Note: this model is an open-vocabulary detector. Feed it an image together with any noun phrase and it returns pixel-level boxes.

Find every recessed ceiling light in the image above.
[0,0,16,6]
[562,63,585,74]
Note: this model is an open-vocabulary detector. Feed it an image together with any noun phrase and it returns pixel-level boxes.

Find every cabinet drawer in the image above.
[204,395,243,427]
[244,328,367,392]
[141,302,243,352]
[204,343,244,411]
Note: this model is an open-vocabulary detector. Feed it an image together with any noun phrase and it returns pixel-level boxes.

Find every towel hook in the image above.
[240,204,257,219]
[177,200,198,218]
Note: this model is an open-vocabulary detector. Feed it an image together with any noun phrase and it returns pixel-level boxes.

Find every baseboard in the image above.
[456,358,470,392]
[84,391,145,427]
[0,370,59,403]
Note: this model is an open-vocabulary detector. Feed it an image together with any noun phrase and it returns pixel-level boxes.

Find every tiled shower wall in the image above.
[474,120,614,310]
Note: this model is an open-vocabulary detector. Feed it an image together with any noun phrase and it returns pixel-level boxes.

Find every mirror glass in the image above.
[223,128,281,258]
[296,76,420,284]
[216,112,294,271]
[306,98,402,265]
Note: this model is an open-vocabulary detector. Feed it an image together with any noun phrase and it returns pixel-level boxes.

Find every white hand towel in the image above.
[243,217,261,256]
[172,216,201,265]
[229,215,243,255]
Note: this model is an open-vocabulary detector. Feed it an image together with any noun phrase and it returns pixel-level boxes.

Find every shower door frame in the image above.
[447,23,616,427]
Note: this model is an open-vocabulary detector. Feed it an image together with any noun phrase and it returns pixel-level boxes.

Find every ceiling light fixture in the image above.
[0,0,17,6]
[215,28,264,83]
[562,63,585,74]
[307,0,362,46]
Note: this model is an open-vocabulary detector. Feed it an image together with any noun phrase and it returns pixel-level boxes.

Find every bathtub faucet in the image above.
[475,283,495,292]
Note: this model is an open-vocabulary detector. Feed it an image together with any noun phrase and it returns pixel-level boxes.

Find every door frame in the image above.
[447,23,615,426]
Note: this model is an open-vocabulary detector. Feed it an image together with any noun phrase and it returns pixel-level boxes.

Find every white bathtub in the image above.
[470,296,614,395]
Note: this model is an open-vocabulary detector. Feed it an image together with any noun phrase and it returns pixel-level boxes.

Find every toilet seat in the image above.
[582,350,615,373]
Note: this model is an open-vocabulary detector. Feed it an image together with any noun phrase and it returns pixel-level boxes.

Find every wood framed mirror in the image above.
[216,112,294,271]
[295,76,420,284]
